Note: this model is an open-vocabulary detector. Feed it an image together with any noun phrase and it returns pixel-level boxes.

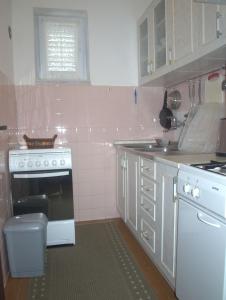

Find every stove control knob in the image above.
[52,160,57,166]
[27,161,33,167]
[191,187,200,199]
[44,160,49,167]
[36,161,41,167]
[60,159,65,166]
[18,161,25,168]
[183,183,191,194]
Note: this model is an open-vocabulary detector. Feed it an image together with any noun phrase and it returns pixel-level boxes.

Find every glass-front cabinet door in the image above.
[139,17,149,77]
[138,7,155,80]
[138,0,168,82]
[154,0,166,69]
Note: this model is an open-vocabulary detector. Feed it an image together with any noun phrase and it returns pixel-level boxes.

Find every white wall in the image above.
[11,0,151,86]
[0,0,14,81]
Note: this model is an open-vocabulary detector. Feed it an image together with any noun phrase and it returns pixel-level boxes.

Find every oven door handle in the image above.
[197,212,221,228]
[13,171,69,179]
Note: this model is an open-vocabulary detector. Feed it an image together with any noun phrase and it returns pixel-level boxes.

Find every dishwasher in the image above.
[176,163,226,300]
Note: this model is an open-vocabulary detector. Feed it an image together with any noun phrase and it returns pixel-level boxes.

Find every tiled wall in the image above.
[15,84,166,221]
[0,71,17,284]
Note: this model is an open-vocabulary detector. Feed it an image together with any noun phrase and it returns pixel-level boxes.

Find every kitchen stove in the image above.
[9,148,75,246]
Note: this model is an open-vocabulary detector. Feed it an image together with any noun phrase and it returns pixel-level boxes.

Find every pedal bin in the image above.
[4,213,48,277]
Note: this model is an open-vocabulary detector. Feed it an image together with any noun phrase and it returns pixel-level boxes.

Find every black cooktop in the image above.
[191,161,226,175]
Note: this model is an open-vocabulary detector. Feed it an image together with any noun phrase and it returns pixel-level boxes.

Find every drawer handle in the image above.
[141,204,152,213]
[141,185,153,192]
[142,231,149,240]
[145,207,152,213]
[142,167,152,172]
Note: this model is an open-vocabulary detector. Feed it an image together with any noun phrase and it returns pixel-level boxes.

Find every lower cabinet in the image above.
[156,162,178,288]
[126,152,139,236]
[138,157,158,264]
[116,149,127,221]
[116,149,179,289]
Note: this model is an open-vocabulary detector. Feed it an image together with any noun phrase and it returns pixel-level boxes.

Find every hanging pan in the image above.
[159,90,173,130]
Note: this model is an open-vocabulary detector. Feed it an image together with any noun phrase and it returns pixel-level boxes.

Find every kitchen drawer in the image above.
[140,176,156,201]
[140,158,155,180]
[140,217,156,254]
[140,194,156,222]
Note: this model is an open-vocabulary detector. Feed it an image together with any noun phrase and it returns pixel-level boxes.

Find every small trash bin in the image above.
[4,213,48,277]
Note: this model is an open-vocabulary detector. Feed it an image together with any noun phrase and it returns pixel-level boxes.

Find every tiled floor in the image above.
[5,218,177,300]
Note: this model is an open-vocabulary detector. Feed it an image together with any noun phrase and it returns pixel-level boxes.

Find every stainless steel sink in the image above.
[121,142,181,154]
[123,143,156,149]
[125,145,184,155]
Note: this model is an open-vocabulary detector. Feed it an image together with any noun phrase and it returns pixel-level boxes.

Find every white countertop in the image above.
[115,143,226,168]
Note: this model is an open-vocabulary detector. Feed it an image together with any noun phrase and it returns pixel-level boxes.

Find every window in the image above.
[34,8,89,82]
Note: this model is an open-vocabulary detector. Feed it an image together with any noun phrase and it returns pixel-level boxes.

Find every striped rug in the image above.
[28,221,157,300]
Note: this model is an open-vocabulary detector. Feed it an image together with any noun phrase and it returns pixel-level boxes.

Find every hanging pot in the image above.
[159,90,173,130]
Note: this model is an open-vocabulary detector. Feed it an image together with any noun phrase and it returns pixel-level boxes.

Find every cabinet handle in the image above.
[142,166,151,172]
[142,231,150,240]
[141,185,153,192]
[173,176,177,202]
[120,159,126,169]
[141,203,152,213]
[147,61,153,74]
[168,48,173,65]
[145,207,152,213]
[216,11,223,39]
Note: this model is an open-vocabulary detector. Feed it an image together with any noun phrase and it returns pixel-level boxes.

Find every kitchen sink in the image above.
[121,141,182,155]
[123,143,157,149]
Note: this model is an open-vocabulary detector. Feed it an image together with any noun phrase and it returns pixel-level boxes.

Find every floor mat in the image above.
[28,221,157,300]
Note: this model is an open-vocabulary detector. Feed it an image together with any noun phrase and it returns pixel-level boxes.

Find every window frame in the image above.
[34,7,90,84]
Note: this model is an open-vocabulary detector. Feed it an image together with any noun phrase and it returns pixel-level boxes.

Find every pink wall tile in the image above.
[79,195,105,210]
[15,84,185,224]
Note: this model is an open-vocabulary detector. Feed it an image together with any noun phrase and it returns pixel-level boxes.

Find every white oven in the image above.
[176,163,226,300]
[9,148,75,246]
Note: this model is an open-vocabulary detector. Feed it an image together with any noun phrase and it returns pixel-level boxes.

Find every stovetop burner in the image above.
[191,161,226,176]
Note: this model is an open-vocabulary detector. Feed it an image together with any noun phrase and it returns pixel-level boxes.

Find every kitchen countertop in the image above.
[115,144,226,167]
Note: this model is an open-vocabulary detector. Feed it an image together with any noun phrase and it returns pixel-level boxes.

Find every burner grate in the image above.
[191,161,226,175]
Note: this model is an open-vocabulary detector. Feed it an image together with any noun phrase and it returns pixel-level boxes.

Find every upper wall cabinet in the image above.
[138,11,152,78]
[138,0,226,87]
[154,0,166,69]
[172,0,194,62]
[138,0,171,80]
[194,3,226,49]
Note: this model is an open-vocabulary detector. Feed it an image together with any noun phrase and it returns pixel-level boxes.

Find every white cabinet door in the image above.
[203,4,219,45]
[218,5,226,39]
[157,162,178,288]
[194,3,220,49]
[116,149,127,221]
[138,8,155,80]
[154,0,166,70]
[138,15,149,78]
[173,0,193,62]
[126,152,139,235]
[165,0,174,65]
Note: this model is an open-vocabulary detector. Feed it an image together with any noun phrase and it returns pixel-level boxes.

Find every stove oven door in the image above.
[11,169,74,221]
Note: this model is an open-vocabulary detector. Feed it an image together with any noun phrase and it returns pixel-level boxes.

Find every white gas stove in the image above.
[9,147,75,246]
